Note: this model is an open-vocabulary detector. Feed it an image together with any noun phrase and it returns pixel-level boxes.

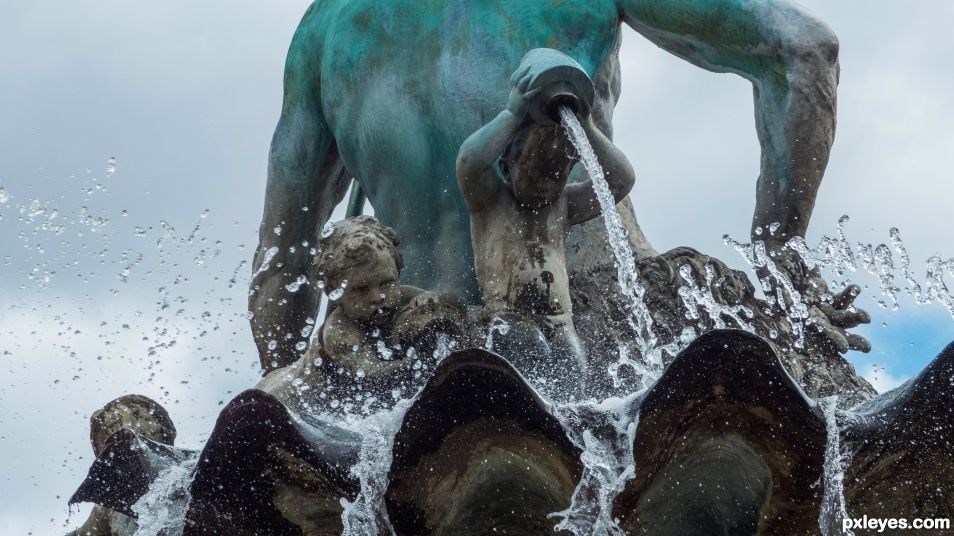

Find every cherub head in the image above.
[90,394,176,456]
[313,216,404,326]
[500,123,578,207]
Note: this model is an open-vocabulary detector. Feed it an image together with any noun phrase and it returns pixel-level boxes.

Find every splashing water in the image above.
[285,274,309,293]
[227,259,248,288]
[732,215,954,322]
[556,108,675,535]
[337,336,454,535]
[677,263,755,331]
[550,395,640,535]
[484,315,511,350]
[250,246,279,282]
[1,171,263,401]
[818,396,854,536]
[559,107,662,390]
[339,400,411,536]
[123,337,456,536]
[131,455,199,536]
[723,236,811,348]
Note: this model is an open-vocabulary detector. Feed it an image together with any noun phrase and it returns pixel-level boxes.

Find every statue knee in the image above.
[487,312,549,359]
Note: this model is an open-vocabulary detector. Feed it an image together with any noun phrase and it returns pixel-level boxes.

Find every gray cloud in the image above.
[0,1,951,532]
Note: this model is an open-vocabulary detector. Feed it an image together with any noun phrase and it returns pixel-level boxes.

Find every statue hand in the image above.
[408,292,438,310]
[506,67,540,119]
[809,284,872,354]
[760,242,871,355]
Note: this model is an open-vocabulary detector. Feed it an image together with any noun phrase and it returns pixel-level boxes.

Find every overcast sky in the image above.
[1,1,952,533]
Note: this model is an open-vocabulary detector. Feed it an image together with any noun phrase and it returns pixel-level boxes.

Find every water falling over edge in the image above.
[131,455,199,536]
[553,107,675,535]
[818,396,854,536]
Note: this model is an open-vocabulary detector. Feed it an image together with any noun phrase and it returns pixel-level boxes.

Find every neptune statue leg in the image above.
[249,12,351,371]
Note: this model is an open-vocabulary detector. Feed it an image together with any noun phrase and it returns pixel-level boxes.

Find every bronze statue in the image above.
[457,53,634,399]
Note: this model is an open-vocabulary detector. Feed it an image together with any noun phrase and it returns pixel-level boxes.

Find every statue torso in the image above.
[470,193,573,318]
[300,0,622,298]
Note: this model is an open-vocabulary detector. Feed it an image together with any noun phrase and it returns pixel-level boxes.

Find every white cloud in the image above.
[860,363,909,394]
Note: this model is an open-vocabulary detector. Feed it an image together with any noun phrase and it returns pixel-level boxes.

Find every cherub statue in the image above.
[67,395,176,536]
[258,216,463,414]
[455,64,635,399]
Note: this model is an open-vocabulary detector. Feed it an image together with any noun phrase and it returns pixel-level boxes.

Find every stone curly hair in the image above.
[312,215,404,292]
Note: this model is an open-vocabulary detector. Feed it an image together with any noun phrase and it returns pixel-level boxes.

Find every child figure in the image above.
[259,215,463,414]
[316,215,464,374]
[456,64,635,400]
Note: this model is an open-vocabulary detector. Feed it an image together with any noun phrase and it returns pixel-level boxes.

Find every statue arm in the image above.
[456,71,541,211]
[455,110,518,211]
[249,18,351,373]
[619,0,838,245]
[566,117,636,225]
[323,317,405,379]
[619,0,869,353]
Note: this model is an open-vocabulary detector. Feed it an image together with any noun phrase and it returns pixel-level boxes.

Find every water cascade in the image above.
[553,108,674,535]
[338,336,455,535]
[817,396,854,536]
[131,455,199,536]
[550,396,640,535]
[558,107,669,390]
[338,401,411,536]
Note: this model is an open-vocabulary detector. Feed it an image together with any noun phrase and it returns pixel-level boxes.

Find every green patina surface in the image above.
[269,0,815,299]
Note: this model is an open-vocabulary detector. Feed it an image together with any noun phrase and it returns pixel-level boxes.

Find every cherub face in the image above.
[503,124,575,207]
[336,247,401,326]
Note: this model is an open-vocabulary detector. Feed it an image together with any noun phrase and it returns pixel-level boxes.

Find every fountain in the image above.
[65,2,953,535]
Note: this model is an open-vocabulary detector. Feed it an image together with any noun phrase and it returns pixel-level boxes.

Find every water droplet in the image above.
[0,187,9,203]
[376,340,393,360]
[285,275,308,293]
[328,288,344,301]
[251,246,279,279]
[106,157,117,178]
[28,199,46,218]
